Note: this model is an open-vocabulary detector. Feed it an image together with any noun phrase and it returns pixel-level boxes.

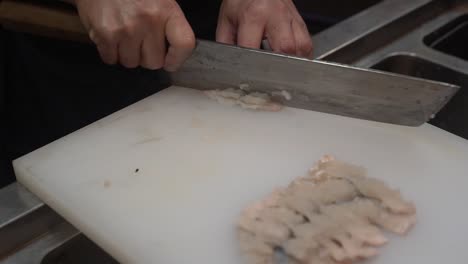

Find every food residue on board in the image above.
[103,180,111,188]
[272,90,292,101]
[237,155,416,264]
[282,91,292,101]
[239,83,251,91]
[204,88,284,112]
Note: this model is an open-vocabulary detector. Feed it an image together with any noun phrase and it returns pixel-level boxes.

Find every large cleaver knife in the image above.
[170,39,459,126]
[0,0,459,126]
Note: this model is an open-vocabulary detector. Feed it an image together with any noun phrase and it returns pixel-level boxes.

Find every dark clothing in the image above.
[0,29,168,187]
[0,1,222,187]
[1,28,8,187]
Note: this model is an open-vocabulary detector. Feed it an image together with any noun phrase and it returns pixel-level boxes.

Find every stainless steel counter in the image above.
[1,0,467,262]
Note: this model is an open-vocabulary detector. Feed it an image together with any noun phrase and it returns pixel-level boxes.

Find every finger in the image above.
[284,1,313,57]
[141,27,166,70]
[164,12,196,72]
[292,19,313,58]
[96,42,119,65]
[216,16,236,45]
[265,18,296,55]
[237,19,265,49]
[90,28,118,65]
[118,35,143,68]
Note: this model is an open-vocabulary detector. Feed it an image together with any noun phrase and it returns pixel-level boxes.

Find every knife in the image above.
[0,0,459,126]
[170,39,459,126]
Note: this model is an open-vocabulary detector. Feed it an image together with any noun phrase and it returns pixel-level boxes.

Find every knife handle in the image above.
[0,0,91,43]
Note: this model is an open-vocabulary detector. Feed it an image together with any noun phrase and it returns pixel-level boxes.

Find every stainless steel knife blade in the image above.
[170,40,459,126]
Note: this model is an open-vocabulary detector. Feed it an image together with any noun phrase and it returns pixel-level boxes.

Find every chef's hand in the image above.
[71,0,195,71]
[216,0,312,58]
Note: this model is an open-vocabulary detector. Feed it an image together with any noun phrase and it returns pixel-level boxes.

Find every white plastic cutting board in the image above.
[13,86,468,264]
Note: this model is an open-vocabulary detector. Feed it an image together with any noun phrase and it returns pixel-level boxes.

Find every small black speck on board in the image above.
[135,168,140,173]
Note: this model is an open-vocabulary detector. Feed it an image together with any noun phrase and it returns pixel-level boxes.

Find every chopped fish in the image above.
[204,88,283,112]
[310,156,415,214]
[204,88,244,106]
[287,178,358,206]
[341,198,416,235]
[237,155,416,264]
[342,175,416,215]
[238,230,275,263]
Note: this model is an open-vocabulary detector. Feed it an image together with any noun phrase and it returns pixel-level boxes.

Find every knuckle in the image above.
[140,7,163,23]
[98,21,135,39]
[95,25,122,44]
[174,33,196,50]
[120,22,138,37]
[140,1,177,22]
[244,1,269,19]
